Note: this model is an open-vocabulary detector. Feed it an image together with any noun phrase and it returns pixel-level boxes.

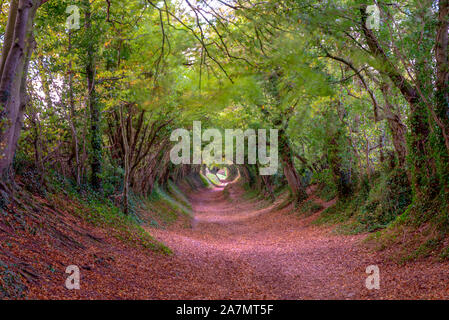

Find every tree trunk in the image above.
[360,5,434,197]
[434,0,449,189]
[0,0,39,180]
[84,0,102,191]
[66,32,81,185]
[380,82,408,168]
[279,131,308,203]
[378,130,385,164]
[119,105,129,215]
[325,107,355,198]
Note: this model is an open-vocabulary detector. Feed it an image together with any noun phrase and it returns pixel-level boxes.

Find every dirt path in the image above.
[16,179,448,299]
[149,182,449,299]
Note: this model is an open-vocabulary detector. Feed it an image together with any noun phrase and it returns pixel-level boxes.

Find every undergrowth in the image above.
[46,170,172,254]
[205,172,222,186]
[312,167,449,260]
[144,183,193,228]
[363,193,449,262]
[313,168,412,234]
[297,200,323,218]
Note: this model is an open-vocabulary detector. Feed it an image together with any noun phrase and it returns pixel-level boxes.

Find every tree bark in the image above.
[0,0,39,180]
[360,5,434,197]
[119,105,129,215]
[66,32,81,185]
[379,82,408,168]
[84,0,102,191]
[279,131,308,203]
[435,0,449,189]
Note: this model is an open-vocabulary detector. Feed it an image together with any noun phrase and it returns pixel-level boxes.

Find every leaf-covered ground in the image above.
[150,183,449,299]
[1,181,448,299]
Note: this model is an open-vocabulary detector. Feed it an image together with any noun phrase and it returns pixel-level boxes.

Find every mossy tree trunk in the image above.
[84,0,102,192]
[279,130,308,204]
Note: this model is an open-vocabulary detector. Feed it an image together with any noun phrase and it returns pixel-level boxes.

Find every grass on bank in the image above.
[143,183,193,228]
[142,172,211,229]
[313,168,412,234]
[46,172,172,254]
[297,200,324,218]
[311,168,449,261]
[205,172,222,186]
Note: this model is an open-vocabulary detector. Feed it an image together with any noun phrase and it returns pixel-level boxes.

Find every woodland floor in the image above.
[2,180,449,299]
[149,182,449,299]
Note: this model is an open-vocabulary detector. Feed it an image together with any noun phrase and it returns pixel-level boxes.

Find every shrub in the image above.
[314,168,412,234]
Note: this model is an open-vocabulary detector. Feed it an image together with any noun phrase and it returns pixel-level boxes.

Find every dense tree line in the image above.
[0,0,447,229]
